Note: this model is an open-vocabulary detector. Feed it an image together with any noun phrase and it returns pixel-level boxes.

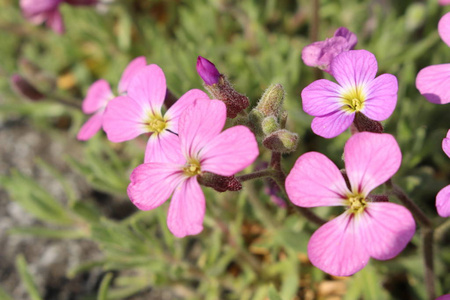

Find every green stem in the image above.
[389,183,435,300]
[435,218,450,242]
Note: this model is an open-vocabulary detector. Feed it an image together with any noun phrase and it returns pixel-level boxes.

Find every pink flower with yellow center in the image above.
[301,49,398,138]
[127,99,259,237]
[77,56,147,141]
[103,64,210,163]
[436,129,450,218]
[286,132,415,276]
[416,12,450,104]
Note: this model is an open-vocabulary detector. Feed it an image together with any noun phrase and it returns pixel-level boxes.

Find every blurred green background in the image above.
[0,0,449,299]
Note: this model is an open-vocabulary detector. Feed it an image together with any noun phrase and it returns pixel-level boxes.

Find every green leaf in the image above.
[9,226,85,239]
[97,272,114,300]
[268,285,283,300]
[15,255,43,300]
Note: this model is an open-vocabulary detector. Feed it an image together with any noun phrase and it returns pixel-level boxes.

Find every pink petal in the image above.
[301,79,345,117]
[331,50,378,89]
[285,152,349,207]
[436,184,450,218]
[439,0,450,5]
[165,89,209,133]
[334,27,357,49]
[308,212,370,276]
[436,295,450,300]
[438,12,450,47]
[359,202,415,260]
[167,178,205,238]
[361,74,398,121]
[45,8,64,34]
[311,110,355,138]
[179,99,226,158]
[301,37,349,73]
[144,131,185,164]
[103,95,147,142]
[118,56,147,94]
[344,132,401,195]
[127,163,184,211]
[199,126,259,176]
[82,79,113,114]
[127,64,166,112]
[443,129,450,158]
[77,111,103,141]
[20,0,61,18]
[415,64,450,104]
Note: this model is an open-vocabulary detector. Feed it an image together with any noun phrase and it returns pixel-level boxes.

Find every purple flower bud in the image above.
[196,56,221,85]
[10,74,45,101]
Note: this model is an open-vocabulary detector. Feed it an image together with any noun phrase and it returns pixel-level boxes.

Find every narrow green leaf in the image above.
[97,272,114,300]
[15,255,43,300]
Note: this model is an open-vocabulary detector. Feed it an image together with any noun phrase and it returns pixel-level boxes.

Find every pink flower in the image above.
[301,50,398,138]
[127,99,259,237]
[103,64,211,163]
[416,12,450,104]
[436,129,450,218]
[285,132,415,276]
[20,0,97,34]
[436,295,450,300]
[439,0,450,5]
[302,27,357,73]
[77,56,147,141]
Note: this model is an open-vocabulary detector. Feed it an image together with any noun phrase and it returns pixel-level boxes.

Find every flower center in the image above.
[144,113,167,134]
[341,86,365,113]
[183,159,202,177]
[346,194,367,214]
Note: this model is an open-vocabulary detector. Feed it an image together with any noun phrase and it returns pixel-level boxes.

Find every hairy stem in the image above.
[236,169,276,182]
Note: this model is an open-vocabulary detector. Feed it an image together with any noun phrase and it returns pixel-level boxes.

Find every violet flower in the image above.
[103,64,211,163]
[286,132,415,276]
[77,56,147,141]
[302,27,357,73]
[416,12,450,104]
[301,49,398,138]
[127,99,258,237]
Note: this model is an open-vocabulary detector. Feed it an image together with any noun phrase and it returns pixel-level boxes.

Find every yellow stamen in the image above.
[341,86,365,113]
[346,193,367,214]
[183,159,202,177]
[144,113,167,134]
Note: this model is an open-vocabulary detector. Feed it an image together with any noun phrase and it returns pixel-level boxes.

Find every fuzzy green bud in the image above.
[261,116,280,135]
[263,129,299,153]
[256,83,285,117]
[248,108,265,136]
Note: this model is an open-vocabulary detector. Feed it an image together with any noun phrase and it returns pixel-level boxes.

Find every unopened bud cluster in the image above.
[249,84,298,153]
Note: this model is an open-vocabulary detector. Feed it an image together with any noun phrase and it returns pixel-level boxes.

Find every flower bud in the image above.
[198,172,242,192]
[261,116,280,135]
[263,129,298,153]
[248,109,265,136]
[10,74,45,101]
[256,84,285,117]
[196,56,221,86]
[197,56,249,118]
[353,113,383,134]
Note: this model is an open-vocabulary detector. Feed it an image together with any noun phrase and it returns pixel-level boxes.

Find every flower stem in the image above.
[389,183,435,300]
[236,169,276,182]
